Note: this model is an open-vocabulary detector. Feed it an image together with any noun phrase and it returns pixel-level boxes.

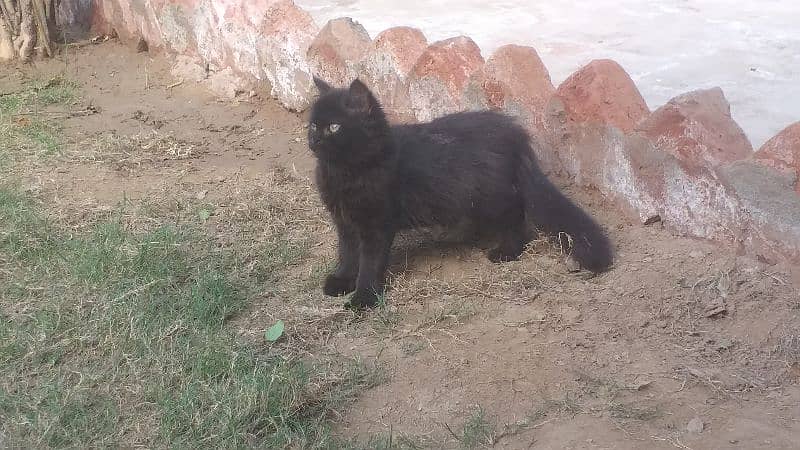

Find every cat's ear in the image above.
[345,79,374,113]
[313,76,332,94]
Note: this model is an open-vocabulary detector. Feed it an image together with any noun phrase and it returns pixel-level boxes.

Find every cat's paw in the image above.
[344,289,379,310]
[323,274,356,297]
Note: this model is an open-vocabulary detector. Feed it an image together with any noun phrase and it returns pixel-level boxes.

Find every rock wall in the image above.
[89,0,800,265]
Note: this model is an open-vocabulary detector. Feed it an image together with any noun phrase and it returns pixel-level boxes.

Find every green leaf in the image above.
[265,320,284,342]
[198,208,211,222]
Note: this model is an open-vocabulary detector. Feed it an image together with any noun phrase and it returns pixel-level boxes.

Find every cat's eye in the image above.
[328,123,340,133]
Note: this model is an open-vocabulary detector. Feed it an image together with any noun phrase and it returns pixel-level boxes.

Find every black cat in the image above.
[307,77,613,308]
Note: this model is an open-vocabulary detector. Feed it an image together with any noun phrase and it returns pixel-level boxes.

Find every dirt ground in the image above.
[4,42,800,449]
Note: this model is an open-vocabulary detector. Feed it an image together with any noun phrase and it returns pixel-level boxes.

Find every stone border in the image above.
[90,0,800,265]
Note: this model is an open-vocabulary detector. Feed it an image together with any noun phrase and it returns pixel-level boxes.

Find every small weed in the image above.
[371,294,400,333]
[550,393,582,416]
[401,339,427,356]
[575,371,624,400]
[353,431,427,449]
[449,406,496,449]
[532,392,582,420]
[572,371,661,421]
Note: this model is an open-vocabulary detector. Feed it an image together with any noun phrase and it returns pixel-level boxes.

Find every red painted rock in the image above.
[358,26,428,122]
[257,0,320,111]
[718,160,800,263]
[465,44,555,132]
[544,115,743,244]
[555,59,649,132]
[95,0,167,48]
[754,122,800,193]
[216,1,275,80]
[307,17,372,88]
[636,87,753,168]
[188,0,226,66]
[206,67,250,99]
[407,36,485,121]
[128,0,165,49]
[158,2,196,54]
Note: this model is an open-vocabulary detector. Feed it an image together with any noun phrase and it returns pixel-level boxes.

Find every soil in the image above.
[4,42,799,449]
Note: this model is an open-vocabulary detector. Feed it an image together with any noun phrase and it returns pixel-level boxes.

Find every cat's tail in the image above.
[516,145,613,273]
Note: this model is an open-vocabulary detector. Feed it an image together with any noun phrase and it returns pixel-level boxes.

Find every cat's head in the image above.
[307,77,390,165]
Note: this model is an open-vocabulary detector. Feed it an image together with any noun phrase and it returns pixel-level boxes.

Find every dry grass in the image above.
[71,130,202,167]
[0,78,385,448]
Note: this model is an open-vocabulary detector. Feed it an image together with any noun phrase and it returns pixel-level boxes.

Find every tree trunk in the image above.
[0,19,13,61]
[31,0,52,57]
[0,0,58,62]
[17,0,35,61]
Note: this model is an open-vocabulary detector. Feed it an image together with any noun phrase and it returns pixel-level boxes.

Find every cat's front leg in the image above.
[323,221,360,296]
[347,228,395,309]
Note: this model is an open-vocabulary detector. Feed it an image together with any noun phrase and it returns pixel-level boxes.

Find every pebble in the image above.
[687,417,704,433]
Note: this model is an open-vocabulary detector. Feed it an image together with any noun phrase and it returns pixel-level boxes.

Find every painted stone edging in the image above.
[88,0,800,265]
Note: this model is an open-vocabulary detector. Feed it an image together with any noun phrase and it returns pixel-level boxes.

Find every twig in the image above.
[530,418,554,429]
[167,80,184,89]
[442,422,461,442]
[650,435,694,450]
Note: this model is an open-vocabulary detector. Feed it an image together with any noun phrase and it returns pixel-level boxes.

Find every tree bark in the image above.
[16,0,34,61]
[31,0,51,57]
[0,0,59,61]
[0,19,13,61]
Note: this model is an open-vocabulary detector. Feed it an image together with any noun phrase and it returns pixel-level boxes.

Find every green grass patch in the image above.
[0,76,77,158]
[0,184,378,447]
[0,76,77,115]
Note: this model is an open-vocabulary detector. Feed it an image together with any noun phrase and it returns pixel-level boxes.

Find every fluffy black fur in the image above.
[308,77,613,308]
